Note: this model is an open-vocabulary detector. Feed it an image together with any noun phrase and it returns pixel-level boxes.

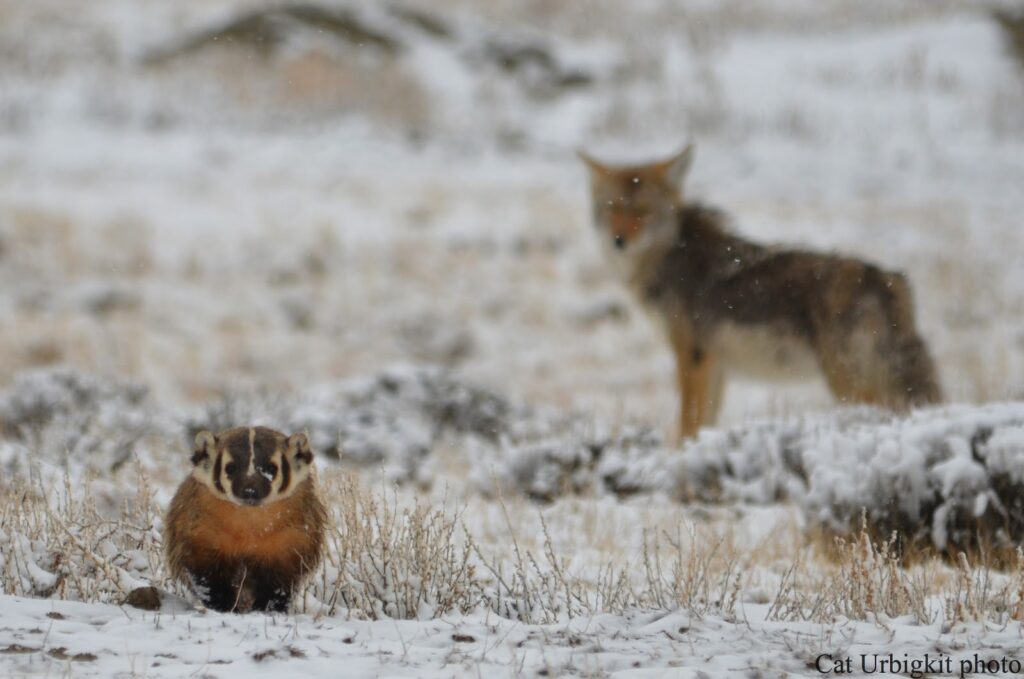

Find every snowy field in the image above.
[2,0,1024,676]
[6,594,1024,678]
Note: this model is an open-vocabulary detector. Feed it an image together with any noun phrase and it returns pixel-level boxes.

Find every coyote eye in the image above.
[225,462,237,475]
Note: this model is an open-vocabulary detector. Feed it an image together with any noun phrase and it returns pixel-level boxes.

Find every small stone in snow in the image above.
[124,586,162,611]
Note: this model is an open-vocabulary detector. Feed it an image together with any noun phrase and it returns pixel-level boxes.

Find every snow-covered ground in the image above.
[6,594,1024,678]
[2,0,1024,676]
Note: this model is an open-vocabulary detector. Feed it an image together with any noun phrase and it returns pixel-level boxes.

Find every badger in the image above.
[165,426,327,613]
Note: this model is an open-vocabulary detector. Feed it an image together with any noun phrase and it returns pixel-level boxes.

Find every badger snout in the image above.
[236,478,271,506]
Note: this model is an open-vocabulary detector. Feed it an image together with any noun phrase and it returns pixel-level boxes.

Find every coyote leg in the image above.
[817,336,882,407]
[685,350,720,438]
[671,333,718,441]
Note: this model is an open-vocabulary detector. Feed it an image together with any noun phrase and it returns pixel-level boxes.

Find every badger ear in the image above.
[286,432,313,466]
[191,430,216,466]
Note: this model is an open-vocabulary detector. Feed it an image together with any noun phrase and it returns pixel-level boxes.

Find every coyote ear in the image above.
[658,144,695,185]
[192,431,216,467]
[576,149,609,175]
[286,432,314,466]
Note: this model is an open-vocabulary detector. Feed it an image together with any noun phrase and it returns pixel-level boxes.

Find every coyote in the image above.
[580,145,942,439]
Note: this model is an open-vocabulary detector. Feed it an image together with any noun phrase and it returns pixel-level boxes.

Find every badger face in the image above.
[190,426,314,507]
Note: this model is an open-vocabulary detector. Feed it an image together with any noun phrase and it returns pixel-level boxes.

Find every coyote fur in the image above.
[580,145,942,439]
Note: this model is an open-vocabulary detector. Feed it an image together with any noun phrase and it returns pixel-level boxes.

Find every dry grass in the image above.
[768,520,1024,626]
[464,495,742,623]
[0,467,742,621]
[771,522,934,624]
[4,469,1024,627]
[0,471,163,602]
[305,475,480,619]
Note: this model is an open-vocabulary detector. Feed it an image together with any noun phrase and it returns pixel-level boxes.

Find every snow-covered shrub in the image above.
[472,423,667,502]
[0,476,162,603]
[0,367,146,434]
[675,404,1024,556]
[0,367,174,475]
[10,364,1024,560]
[185,366,669,497]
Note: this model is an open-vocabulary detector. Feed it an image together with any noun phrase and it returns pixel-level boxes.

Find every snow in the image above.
[3,0,1024,674]
[4,596,1024,677]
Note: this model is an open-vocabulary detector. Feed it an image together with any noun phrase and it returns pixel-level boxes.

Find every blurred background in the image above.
[1,0,1023,435]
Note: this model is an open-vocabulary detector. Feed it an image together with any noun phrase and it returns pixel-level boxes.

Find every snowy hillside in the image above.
[2,0,1024,676]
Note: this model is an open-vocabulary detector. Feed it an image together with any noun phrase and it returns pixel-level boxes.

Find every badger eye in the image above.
[224,462,237,475]
[263,463,278,477]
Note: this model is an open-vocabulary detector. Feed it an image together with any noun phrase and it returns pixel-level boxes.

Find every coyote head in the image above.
[579,145,694,251]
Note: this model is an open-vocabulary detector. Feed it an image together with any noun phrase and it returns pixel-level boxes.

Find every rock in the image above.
[124,586,162,611]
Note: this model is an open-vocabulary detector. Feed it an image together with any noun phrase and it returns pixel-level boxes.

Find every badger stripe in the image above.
[279,456,291,494]
[213,451,225,493]
[247,427,257,476]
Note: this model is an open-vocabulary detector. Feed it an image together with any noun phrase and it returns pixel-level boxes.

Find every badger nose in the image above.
[241,487,257,499]
[613,234,626,250]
